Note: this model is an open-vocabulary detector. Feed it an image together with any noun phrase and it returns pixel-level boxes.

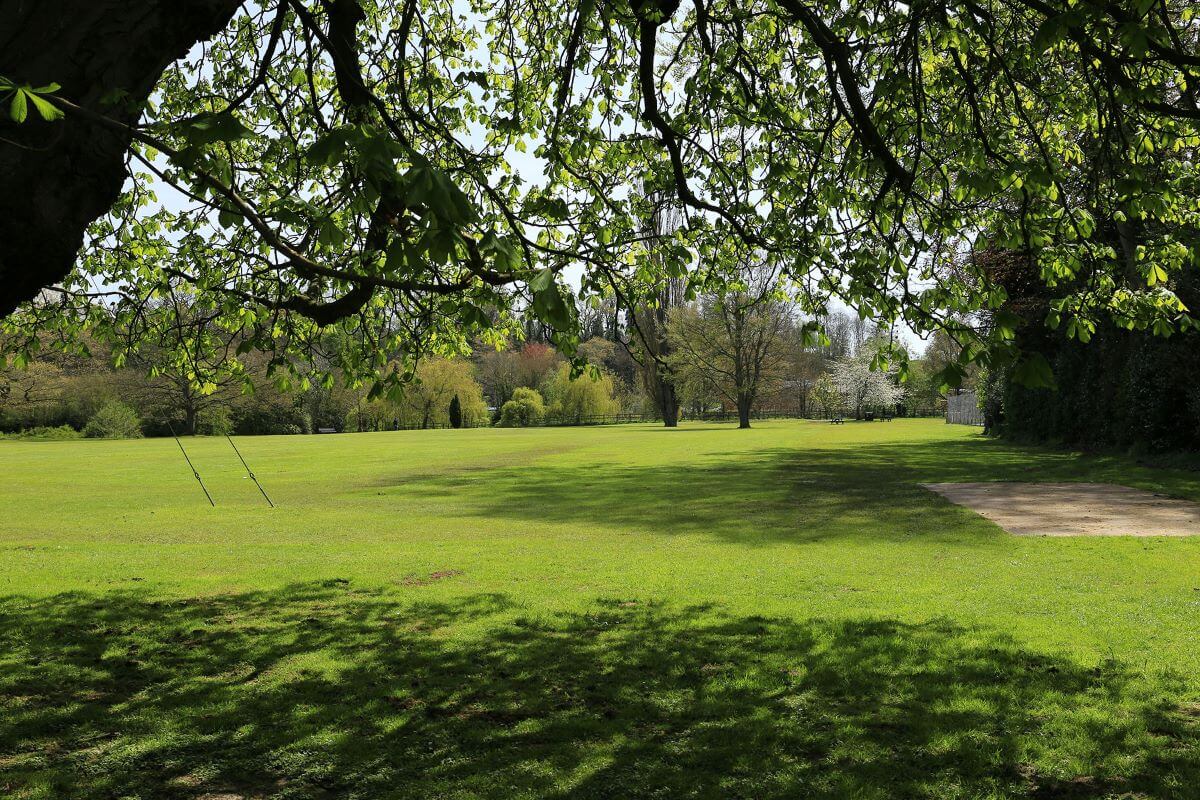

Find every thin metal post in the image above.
[167,421,214,507]
[226,435,274,508]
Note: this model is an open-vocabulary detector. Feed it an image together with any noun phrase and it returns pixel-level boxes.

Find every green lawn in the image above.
[2,419,1199,799]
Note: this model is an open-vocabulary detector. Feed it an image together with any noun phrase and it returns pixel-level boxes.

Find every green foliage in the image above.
[448,394,463,429]
[0,424,81,441]
[665,271,794,423]
[1002,324,1200,451]
[83,400,142,439]
[900,360,947,417]
[233,401,311,436]
[498,387,545,427]
[0,77,64,123]
[542,364,619,423]
[989,246,1200,450]
[7,0,1200,395]
[976,364,1007,434]
[344,358,487,431]
[198,406,235,437]
[0,347,120,433]
[808,374,843,417]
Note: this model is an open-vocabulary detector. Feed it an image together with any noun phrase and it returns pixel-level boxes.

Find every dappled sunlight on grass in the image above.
[3,420,1200,797]
[2,584,1199,799]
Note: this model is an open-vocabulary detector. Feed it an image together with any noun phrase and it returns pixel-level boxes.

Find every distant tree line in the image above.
[1,283,955,438]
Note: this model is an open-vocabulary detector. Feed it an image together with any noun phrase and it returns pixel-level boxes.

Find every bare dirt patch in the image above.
[400,569,463,587]
[922,482,1200,537]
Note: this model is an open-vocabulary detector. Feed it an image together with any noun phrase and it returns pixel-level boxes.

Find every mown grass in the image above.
[2,419,1199,798]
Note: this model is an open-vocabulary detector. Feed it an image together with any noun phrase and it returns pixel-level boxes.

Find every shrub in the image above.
[83,401,143,439]
[498,387,545,427]
[197,406,235,436]
[407,359,489,428]
[233,402,312,435]
[542,364,619,423]
[449,394,463,429]
[0,425,82,441]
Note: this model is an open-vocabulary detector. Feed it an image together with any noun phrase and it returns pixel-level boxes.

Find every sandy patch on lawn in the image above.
[922,482,1200,537]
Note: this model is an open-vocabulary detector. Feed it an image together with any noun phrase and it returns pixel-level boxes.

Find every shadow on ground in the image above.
[2,583,1198,798]
[378,436,1196,544]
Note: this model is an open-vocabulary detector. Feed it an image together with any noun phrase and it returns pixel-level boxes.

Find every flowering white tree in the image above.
[830,352,906,419]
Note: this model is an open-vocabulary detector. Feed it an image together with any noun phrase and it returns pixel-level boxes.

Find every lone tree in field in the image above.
[119,295,247,436]
[2,0,1197,398]
[667,259,792,429]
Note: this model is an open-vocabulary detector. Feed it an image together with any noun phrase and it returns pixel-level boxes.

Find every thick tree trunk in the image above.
[658,380,679,427]
[0,0,243,317]
[736,395,752,429]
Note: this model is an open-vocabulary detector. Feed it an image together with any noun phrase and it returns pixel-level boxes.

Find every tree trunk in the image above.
[0,0,243,317]
[658,381,680,427]
[736,395,752,429]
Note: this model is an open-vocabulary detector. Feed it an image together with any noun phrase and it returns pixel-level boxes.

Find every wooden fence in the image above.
[945,391,984,426]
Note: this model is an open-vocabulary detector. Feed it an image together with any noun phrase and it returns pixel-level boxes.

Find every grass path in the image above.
[2,420,1199,798]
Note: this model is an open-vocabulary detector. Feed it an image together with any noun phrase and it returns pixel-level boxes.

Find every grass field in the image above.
[2,419,1200,799]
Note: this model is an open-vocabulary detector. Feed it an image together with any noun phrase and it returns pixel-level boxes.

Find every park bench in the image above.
[830,417,844,425]
[317,427,337,434]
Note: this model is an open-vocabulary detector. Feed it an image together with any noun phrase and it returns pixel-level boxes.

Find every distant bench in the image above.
[830,417,844,425]
[317,427,338,434]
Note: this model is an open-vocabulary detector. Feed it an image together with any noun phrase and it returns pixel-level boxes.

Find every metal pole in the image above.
[167,421,214,507]
[226,435,274,508]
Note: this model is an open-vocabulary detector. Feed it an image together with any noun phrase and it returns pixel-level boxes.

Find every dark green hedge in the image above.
[978,242,1200,452]
[1002,324,1200,452]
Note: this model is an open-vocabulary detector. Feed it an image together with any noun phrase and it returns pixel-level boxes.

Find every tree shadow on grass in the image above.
[376,436,1192,545]
[2,583,1198,799]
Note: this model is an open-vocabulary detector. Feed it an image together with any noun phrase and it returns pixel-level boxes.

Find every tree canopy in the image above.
[2,0,1197,392]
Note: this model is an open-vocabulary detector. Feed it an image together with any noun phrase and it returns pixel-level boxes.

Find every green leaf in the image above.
[384,240,406,272]
[1032,16,1066,53]
[528,267,555,293]
[409,166,476,224]
[1012,353,1056,389]
[9,90,27,123]
[26,92,63,121]
[316,218,348,249]
[532,283,572,330]
[217,207,241,229]
[932,363,967,394]
[478,231,518,271]
[524,194,569,221]
[305,128,351,167]
[992,310,1021,340]
[180,112,254,146]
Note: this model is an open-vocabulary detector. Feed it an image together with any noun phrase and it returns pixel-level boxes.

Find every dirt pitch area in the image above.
[922,482,1200,537]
